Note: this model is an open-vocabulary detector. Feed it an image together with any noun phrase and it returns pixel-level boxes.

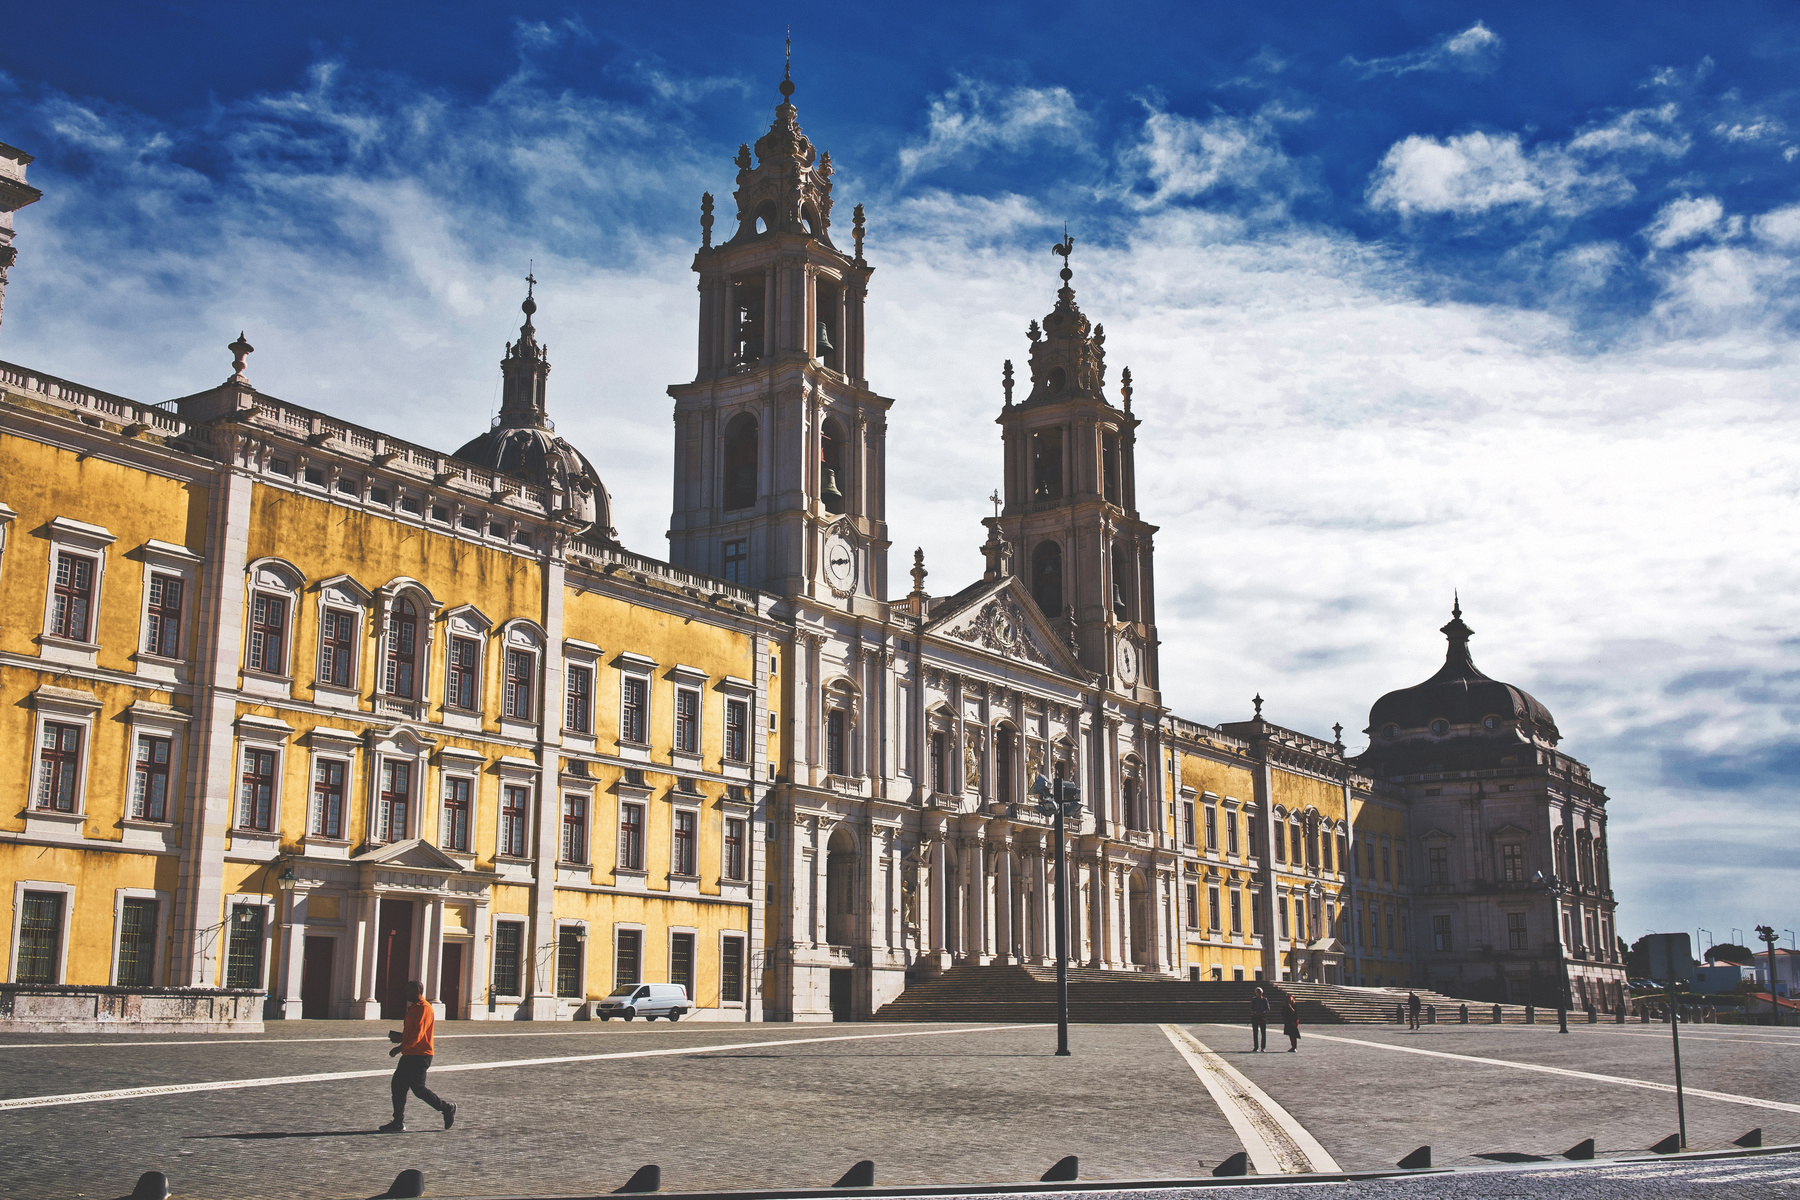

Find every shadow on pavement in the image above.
[184,1130,392,1140]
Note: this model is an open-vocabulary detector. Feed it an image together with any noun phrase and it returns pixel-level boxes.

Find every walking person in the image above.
[381,980,456,1132]
[1282,994,1301,1052]
[1249,987,1269,1052]
[1407,990,1422,1031]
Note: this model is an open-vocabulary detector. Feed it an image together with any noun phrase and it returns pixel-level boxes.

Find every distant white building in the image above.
[1754,948,1798,998]
[1692,961,1751,995]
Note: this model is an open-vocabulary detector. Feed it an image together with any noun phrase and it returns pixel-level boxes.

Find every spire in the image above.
[498,274,552,429]
[1439,595,1478,676]
[1020,226,1107,406]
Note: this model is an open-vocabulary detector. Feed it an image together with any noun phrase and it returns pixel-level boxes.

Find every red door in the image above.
[377,899,414,1020]
[441,943,463,1020]
[301,936,334,1019]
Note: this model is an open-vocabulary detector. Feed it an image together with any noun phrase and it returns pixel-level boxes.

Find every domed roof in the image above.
[1366,599,1559,742]
[452,279,618,542]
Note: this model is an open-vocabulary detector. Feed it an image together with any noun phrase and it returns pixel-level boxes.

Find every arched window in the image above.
[995,726,1015,804]
[753,201,776,236]
[820,418,847,515]
[384,597,418,698]
[1031,428,1064,500]
[1032,541,1063,618]
[1111,543,1134,623]
[722,412,758,510]
[826,827,856,945]
[730,274,764,367]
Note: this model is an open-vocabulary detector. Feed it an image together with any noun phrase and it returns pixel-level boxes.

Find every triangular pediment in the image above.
[355,838,464,872]
[925,576,1083,677]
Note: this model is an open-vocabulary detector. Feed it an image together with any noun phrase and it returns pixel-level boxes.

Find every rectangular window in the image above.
[1290,825,1304,865]
[725,699,748,763]
[1356,908,1365,948]
[50,552,97,641]
[1336,833,1348,873]
[1432,914,1451,952]
[493,921,523,995]
[556,928,583,998]
[673,809,697,876]
[1395,842,1407,884]
[378,759,411,843]
[248,592,286,674]
[1385,907,1396,952]
[447,637,479,709]
[387,614,422,697]
[1177,801,1193,846]
[565,664,592,733]
[724,816,747,881]
[131,734,171,822]
[441,776,470,852]
[1184,882,1199,929]
[17,891,66,984]
[722,539,748,586]
[1502,843,1524,882]
[35,721,83,813]
[1278,896,1290,939]
[1251,895,1264,936]
[929,731,947,793]
[1204,806,1218,851]
[500,785,529,858]
[1226,811,1240,855]
[825,708,846,775]
[1230,889,1243,934]
[309,759,346,840]
[117,897,159,987]
[1381,844,1393,883]
[670,931,695,998]
[1208,885,1221,931]
[225,905,264,989]
[237,748,276,830]
[1273,821,1286,863]
[675,687,700,754]
[1507,911,1528,950]
[504,650,534,720]
[319,608,356,687]
[621,676,648,744]
[618,802,644,871]
[614,928,642,989]
[1428,846,1449,885]
[561,794,587,864]
[1246,818,1258,859]
[145,573,183,657]
[1322,832,1334,872]
[721,935,746,1003]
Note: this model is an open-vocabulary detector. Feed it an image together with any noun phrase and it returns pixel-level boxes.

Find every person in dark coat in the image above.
[381,980,456,1132]
[1407,990,1422,1030]
[1282,995,1301,1052]
[1249,987,1269,1052]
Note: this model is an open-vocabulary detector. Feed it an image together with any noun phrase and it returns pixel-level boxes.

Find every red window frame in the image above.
[621,676,647,744]
[565,664,592,733]
[561,793,587,864]
[145,572,183,657]
[618,802,644,871]
[319,608,356,687]
[441,776,470,852]
[238,748,276,831]
[672,809,697,876]
[50,552,96,641]
[500,785,528,858]
[447,636,479,709]
[36,722,82,812]
[675,687,699,753]
[378,759,411,843]
[132,734,171,822]
[724,816,746,880]
[724,698,748,763]
[504,649,534,720]
[384,598,418,698]
[248,592,287,674]
[313,758,345,840]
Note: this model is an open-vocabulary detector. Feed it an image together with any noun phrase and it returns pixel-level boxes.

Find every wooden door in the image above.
[377,899,414,1020]
[441,943,464,1020]
[300,936,334,1019]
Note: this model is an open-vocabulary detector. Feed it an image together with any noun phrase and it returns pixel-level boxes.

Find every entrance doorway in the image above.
[441,943,464,1020]
[377,899,415,1019]
[825,827,856,945]
[829,967,852,1021]
[301,936,334,1019]
[1128,875,1150,965]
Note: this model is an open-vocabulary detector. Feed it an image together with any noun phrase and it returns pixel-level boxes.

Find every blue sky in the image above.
[4,2,1798,945]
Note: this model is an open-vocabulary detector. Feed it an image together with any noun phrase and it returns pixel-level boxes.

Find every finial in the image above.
[735,143,752,171]
[852,203,866,262]
[1332,722,1344,747]
[1026,319,1041,343]
[1002,359,1014,405]
[227,332,254,384]
[1452,590,1462,620]
[910,547,928,594]
[780,28,795,100]
[522,268,537,321]
[1252,693,1264,719]
[989,489,1001,519]
[700,193,714,248]
[1120,366,1133,410]
[1051,226,1075,284]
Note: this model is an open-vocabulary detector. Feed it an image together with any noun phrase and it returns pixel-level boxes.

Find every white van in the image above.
[596,982,689,1021]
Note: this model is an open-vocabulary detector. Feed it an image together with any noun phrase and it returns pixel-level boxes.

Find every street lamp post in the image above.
[1032,772,1083,1057]
[1756,925,1780,1018]
[1535,872,1571,1034]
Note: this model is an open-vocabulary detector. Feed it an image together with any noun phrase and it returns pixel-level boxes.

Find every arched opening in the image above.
[730,274,764,367]
[1128,874,1150,964]
[995,726,1016,805]
[826,826,856,946]
[753,201,776,236]
[802,204,820,236]
[1102,429,1121,505]
[1031,428,1064,500]
[820,418,848,515]
[1032,541,1063,618]
[1048,366,1067,392]
[385,597,418,699]
[722,412,758,511]
[814,276,841,371]
[1111,542,1134,623]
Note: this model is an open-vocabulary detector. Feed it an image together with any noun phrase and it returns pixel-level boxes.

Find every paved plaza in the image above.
[0,1019,1795,1199]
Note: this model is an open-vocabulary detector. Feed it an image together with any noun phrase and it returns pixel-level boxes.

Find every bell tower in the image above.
[988,236,1161,702]
[667,62,891,612]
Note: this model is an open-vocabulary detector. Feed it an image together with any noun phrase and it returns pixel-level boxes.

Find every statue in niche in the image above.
[901,873,919,930]
[965,733,982,791]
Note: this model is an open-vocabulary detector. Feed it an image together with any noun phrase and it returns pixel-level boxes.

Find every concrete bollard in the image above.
[1641,1005,1650,1023]
[1460,1004,1469,1024]
[1526,1005,1536,1024]
[1396,1002,1405,1023]
[1616,1007,1625,1024]
[1492,1004,1502,1024]
[1427,1004,1436,1024]
[1588,1007,1598,1024]
[833,1161,875,1188]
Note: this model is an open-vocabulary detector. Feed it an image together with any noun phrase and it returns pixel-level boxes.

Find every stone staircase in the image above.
[874,965,1536,1026]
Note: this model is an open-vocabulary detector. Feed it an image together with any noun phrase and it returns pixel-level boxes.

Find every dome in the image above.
[1365,600,1559,744]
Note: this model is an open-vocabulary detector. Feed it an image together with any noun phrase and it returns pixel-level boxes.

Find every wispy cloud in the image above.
[896,76,1094,181]
[1346,22,1505,79]
[1115,101,1313,214]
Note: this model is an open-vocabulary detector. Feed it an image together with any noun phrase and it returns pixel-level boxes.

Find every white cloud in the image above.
[1752,203,1800,247]
[896,77,1093,181]
[1713,118,1785,143]
[1642,195,1725,249]
[1367,106,1689,218]
[1346,21,1505,78]
[1115,102,1311,212]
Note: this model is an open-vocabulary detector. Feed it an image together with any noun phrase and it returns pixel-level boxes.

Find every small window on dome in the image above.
[1483,715,1500,730]
[1430,719,1449,735]
[1382,724,1398,739]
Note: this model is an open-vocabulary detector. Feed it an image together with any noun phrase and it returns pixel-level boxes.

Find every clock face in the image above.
[824,535,855,589]
[1115,637,1139,685]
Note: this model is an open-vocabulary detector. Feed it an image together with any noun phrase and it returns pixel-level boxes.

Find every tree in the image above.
[1706,943,1755,966]
[1625,936,1652,979]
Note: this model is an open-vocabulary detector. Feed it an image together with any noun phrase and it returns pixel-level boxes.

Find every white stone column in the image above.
[813,830,830,947]
[356,890,381,1018]
[966,835,987,964]
[426,896,446,1014]
[1033,847,1049,961]
[277,888,307,1018]
[928,833,948,963]
[1085,857,1105,967]
[995,836,1015,963]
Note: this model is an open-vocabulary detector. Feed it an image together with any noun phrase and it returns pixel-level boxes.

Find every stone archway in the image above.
[1128,873,1150,965]
[826,826,857,946]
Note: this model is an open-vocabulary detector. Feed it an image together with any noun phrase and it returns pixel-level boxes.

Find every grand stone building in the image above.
[0,70,1625,1024]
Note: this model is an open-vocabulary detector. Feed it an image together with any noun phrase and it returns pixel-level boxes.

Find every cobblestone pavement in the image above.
[0,1020,1794,1199]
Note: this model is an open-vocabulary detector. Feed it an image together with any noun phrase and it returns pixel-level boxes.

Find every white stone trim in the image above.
[223,892,279,991]
[363,725,437,846]
[108,886,173,986]
[8,880,77,984]
[38,518,116,668]
[121,701,189,848]
[26,687,101,842]
[132,539,203,684]
[241,557,306,699]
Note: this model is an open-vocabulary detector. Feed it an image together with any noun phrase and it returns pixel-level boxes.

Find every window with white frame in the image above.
[312,758,348,839]
[674,686,700,754]
[560,793,588,864]
[499,784,530,858]
[621,674,649,744]
[504,648,534,720]
[37,519,114,667]
[143,573,184,658]
[441,775,471,852]
[565,664,592,734]
[723,815,747,881]
[725,698,748,764]
[446,635,480,709]
[244,566,298,677]
[13,887,70,984]
[36,722,83,813]
[319,607,357,687]
[49,552,98,641]
[672,808,698,876]
[238,748,277,831]
[384,597,422,698]
[618,801,645,871]
[131,734,173,822]
[375,759,412,843]
[115,894,161,987]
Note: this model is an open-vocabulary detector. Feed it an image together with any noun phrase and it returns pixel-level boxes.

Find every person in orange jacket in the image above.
[380,980,455,1132]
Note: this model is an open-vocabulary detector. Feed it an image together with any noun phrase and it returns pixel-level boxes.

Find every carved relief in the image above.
[948,596,1052,666]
